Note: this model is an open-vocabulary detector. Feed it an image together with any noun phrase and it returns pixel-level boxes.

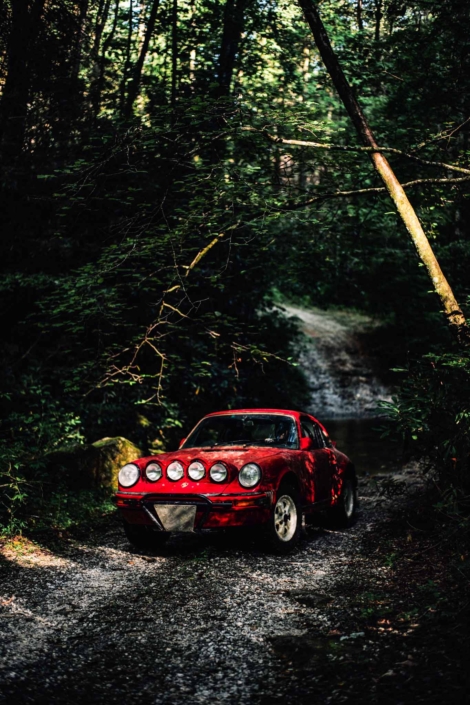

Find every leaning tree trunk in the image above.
[297,0,469,345]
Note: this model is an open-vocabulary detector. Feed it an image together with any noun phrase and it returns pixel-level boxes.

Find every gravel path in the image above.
[0,470,422,705]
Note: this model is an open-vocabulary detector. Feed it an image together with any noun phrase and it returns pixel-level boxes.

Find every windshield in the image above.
[182,414,299,449]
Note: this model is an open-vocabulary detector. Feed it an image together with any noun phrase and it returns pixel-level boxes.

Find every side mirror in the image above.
[179,437,186,449]
[300,437,313,451]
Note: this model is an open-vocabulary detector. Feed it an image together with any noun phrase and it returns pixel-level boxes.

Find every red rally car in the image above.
[115,409,357,553]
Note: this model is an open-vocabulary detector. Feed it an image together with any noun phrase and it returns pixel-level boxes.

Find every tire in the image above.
[123,521,170,550]
[327,474,357,529]
[262,484,301,554]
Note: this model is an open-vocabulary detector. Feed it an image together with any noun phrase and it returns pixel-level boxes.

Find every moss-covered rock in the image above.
[91,437,142,489]
[46,437,142,491]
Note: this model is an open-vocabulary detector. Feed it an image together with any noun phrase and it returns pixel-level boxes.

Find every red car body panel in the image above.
[115,408,354,532]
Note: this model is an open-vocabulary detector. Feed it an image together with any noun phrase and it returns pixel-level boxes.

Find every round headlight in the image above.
[239,463,262,488]
[210,462,228,483]
[188,461,205,481]
[167,460,184,481]
[118,463,140,488]
[145,462,162,482]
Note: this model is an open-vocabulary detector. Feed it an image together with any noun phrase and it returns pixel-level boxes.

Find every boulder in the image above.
[91,437,143,489]
[46,437,143,491]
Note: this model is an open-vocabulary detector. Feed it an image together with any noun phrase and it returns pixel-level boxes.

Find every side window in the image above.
[321,430,333,448]
[300,417,323,450]
[313,426,325,449]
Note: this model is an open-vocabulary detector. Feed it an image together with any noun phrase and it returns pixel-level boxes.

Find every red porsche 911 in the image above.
[115,409,357,553]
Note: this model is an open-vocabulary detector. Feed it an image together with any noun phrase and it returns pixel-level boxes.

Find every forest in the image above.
[1,1,470,702]
[2,0,470,530]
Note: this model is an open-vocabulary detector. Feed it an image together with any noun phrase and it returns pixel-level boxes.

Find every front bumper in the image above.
[115,491,273,531]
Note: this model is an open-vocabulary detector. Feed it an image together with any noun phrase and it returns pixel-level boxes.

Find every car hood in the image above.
[135,446,288,495]
[154,445,285,467]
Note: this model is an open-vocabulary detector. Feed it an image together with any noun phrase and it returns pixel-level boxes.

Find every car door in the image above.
[318,426,341,503]
[300,416,334,505]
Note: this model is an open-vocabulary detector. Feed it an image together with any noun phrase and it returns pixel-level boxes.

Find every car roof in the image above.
[203,408,328,434]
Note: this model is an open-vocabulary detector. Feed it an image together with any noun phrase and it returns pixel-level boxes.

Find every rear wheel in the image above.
[123,521,170,550]
[327,474,357,528]
[262,485,301,553]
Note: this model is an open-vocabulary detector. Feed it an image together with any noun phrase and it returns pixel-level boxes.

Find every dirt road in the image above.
[1,471,431,705]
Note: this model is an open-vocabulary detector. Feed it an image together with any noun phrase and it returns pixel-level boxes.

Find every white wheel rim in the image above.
[274,495,297,542]
[343,481,355,518]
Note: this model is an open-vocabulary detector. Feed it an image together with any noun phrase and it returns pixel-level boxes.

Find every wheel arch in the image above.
[343,462,357,487]
[277,470,301,495]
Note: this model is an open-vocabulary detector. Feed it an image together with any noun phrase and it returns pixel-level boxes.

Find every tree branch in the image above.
[279,176,470,212]
[241,127,470,176]
[182,232,226,276]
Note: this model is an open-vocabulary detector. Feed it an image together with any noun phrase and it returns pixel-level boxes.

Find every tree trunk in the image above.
[124,0,160,119]
[374,0,382,42]
[188,0,196,89]
[89,0,112,100]
[357,0,363,31]
[91,0,120,118]
[297,0,469,344]
[120,0,134,112]
[71,0,90,86]
[217,0,249,97]
[170,0,177,118]
[0,0,46,161]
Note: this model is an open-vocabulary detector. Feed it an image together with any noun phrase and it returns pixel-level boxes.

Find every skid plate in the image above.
[155,504,197,532]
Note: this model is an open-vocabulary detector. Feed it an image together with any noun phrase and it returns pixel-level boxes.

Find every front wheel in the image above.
[327,475,357,528]
[262,486,301,553]
[123,521,170,551]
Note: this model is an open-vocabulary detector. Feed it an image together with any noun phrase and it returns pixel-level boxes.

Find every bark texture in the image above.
[297,0,469,344]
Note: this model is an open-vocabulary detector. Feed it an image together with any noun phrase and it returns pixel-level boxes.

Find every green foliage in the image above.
[33,487,116,533]
[381,335,470,491]
[0,382,85,534]
[2,0,470,533]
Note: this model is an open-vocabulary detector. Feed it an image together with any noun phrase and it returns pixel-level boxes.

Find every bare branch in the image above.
[182,232,225,276]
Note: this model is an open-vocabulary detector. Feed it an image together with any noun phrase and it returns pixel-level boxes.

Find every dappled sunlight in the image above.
[0,535,70,569]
